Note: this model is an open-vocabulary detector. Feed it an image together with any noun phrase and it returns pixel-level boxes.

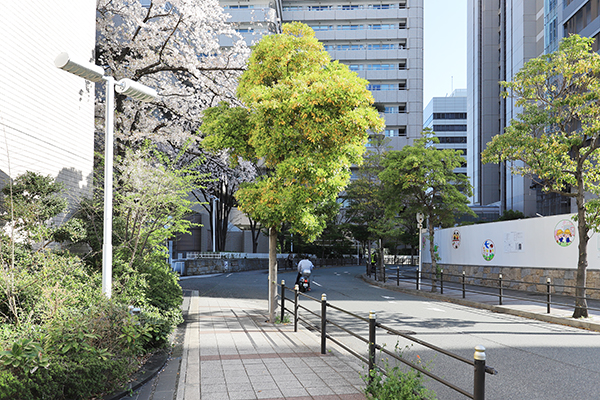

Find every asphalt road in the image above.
[180,265,600,400]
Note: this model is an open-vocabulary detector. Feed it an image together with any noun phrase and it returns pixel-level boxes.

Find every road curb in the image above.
[361,274,600,332]
[103,349,169,400]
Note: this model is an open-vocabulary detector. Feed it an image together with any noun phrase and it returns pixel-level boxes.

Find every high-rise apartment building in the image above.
[281,0,424,150]
[423,89,467,175]
[219,0,424,150]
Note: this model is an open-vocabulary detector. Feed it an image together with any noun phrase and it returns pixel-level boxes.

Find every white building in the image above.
[423,89,467,175]
[282,0,424,150]
[0,1,97,210]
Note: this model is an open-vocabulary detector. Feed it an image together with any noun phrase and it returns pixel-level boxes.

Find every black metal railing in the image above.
[378,265,600,315]
[278,281,497,400]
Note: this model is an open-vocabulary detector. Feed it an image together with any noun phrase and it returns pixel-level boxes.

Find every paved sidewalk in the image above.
[123,290,367,400]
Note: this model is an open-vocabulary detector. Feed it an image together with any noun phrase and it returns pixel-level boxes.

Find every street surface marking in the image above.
[382,296,395,299]
[312,281,322,287]
[226,273,233,278]
[426,307,446,312]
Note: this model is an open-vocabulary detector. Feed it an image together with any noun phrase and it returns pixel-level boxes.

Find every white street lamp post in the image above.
[212,196,217,253]
[55,52,157,298]
[416,212,424,290]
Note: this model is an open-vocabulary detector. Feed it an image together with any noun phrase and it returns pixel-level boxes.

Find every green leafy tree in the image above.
[202,22,384,321]
[482,35,600,318]
[380,129,474,291]
[342,135,393,279]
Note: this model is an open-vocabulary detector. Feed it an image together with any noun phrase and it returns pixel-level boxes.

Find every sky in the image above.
[423,0,467,108]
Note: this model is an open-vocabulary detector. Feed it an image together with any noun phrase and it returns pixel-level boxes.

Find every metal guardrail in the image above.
[277,281,497,400]
[380,265,600,314]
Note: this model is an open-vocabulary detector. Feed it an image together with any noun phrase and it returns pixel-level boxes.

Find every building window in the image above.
[311,25,334,31]
[308,5,331,10]
[339,24,364,30]
[433,125,467,132]
[368,24,396,30]
[367,43,397,50]
[438,136,467,143]
[367,84,400,91]
[367,64,395,70]
[433,113,467,120]
[349,64,364,71]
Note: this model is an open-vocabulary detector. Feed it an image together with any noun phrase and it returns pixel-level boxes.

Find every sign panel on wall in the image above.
[482,239,495,261]
[554,220,575,247]
[504,231,524,253]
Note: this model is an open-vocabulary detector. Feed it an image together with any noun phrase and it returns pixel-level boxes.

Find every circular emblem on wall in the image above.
[554,220,575,247]
[482,239,495,261]
[451,230,461,249]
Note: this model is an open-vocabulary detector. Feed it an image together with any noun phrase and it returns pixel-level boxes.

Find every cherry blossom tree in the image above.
[96,0,250,146]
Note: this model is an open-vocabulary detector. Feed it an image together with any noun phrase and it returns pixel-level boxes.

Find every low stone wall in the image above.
[183,258,269,276]
[422,263,600,299]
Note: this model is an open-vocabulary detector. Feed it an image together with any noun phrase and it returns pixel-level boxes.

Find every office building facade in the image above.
[423,89,467,175]
[467,0,546,215]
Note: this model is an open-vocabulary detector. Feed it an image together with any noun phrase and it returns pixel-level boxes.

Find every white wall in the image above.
[423,213,600,270]
[0,1,97,202]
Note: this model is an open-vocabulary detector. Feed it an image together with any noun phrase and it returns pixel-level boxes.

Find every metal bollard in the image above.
[397,266,400,286]
[294,284,299,332]
[498,274,503,306]
[374,264,377,281]
[321,293,327,354]
[416,268,420,291]
[440,269,444,295]
[547,277,552,314]
[281,280,286,323]
[462,271,466,299]
[368,310,377,385]
[473,345,487,400]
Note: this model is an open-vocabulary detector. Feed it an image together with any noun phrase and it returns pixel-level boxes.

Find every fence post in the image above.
[281,280,286,323]
[366,262,370,277]
[473,345,486,400]
[321,293,327,355]
[462,271,466,299]
[397,266,400,286]
[547,277,552,314]
[368,310,377,385]
[374,264,377,281]
[440,269,444,295]
[294,284,299,333]
[498,274,503,306]
[383,265,386,282]
[416,268,420,291]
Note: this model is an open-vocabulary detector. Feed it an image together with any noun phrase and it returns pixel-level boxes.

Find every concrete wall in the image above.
[421,213,600,297]
[183,258,270,276]
[0,1,97,206]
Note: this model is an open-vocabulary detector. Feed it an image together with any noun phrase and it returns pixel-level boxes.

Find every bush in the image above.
[0,354,133,400]
[364,346,437,400]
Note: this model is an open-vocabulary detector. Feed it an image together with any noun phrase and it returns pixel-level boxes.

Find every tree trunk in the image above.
[268,226,278,323]
[428,224,438,292]
[573,196,589,318]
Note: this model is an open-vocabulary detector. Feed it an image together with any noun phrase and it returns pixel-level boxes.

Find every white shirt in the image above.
[297,259,314,273]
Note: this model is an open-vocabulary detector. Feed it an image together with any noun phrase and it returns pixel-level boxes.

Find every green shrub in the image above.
[0,354,133,400]
[364,347,437,400]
